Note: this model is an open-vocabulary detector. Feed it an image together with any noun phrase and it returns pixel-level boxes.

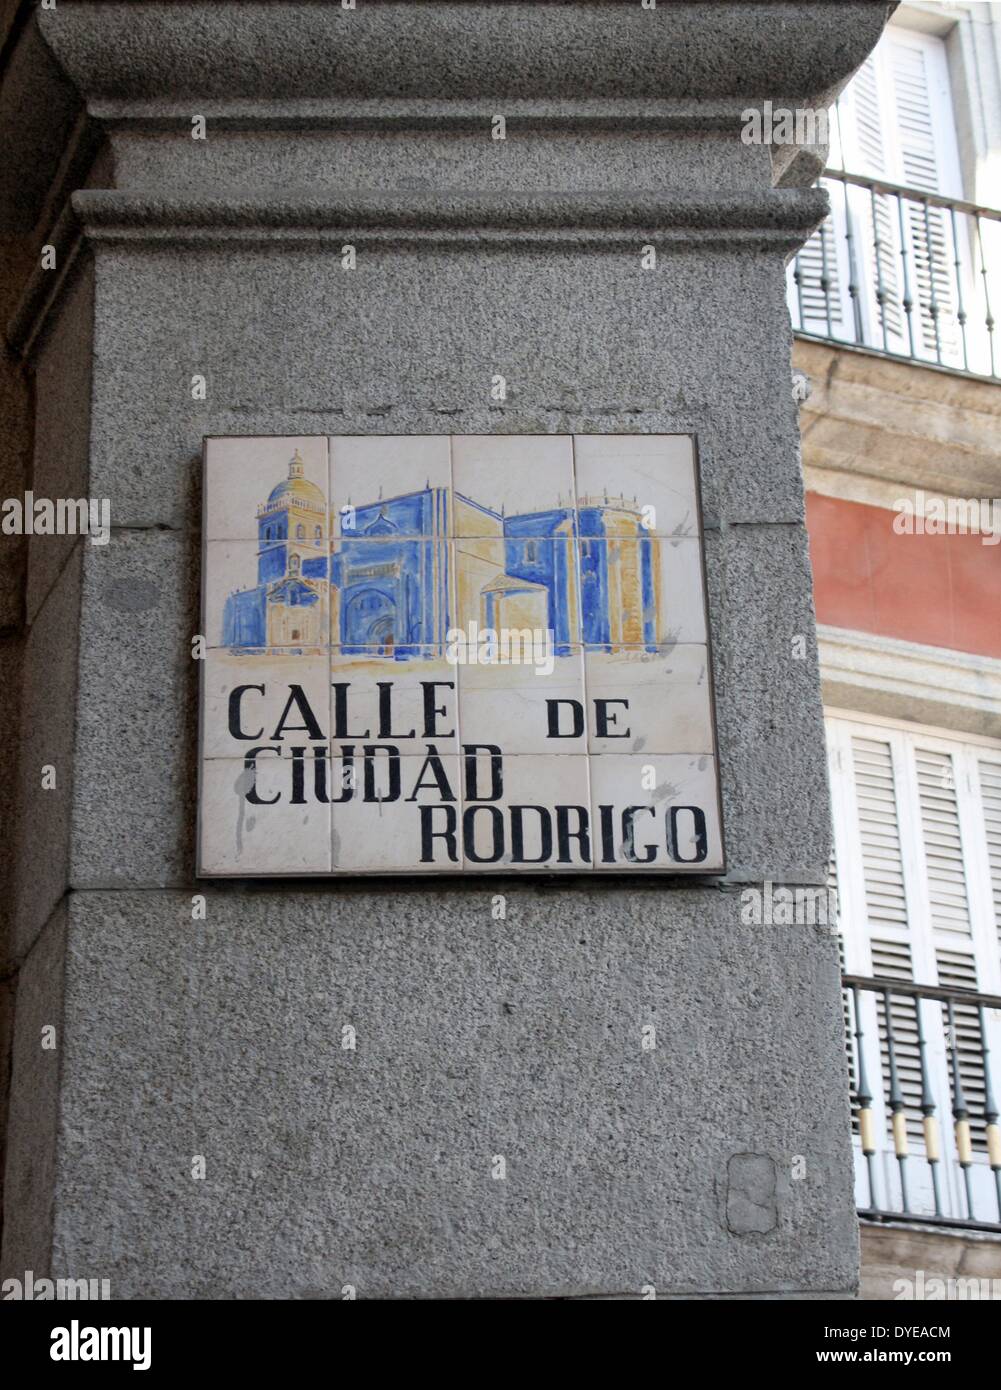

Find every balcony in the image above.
[844,973,1001,1233]
[789,171,1001,381]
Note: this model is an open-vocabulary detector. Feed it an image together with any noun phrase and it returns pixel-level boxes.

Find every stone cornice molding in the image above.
[819,624,1001,740]
[0,2,897,233]
[70,186,830,243]
[35,2,895,106]
[83,96,828,134]
[7,185,829,354]
[2,1,898,351]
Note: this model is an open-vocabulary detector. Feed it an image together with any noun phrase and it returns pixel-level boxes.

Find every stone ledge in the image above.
[860,1220,1001,1300]
[819,624,1001,740]
[85,96,823,132]
[794,337,1001,500]
[38,1,893,104]
[68,187,830,240]
[8,186,829,355]
[1,2,891,235]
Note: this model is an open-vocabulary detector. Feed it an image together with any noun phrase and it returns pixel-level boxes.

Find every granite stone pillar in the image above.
[0,2,893,1298]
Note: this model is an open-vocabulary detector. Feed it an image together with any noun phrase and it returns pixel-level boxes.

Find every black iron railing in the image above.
[790,170,1001,380]
[844,974,1001,1232]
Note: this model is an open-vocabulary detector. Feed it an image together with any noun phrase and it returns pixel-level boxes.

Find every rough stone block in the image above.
[0,903,66,1281]
[25,262,94,624]
[12,547,80,964]
[706,521,831,883]
[69,528,198,891]
[49,887,857,1298]
[88,243,807,532]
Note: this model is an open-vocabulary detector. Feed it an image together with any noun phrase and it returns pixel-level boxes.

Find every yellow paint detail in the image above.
[923,1114,940,1163]
[859,1107,875,1155]
[986,1122,1001,1169]
[891,1109,908,1158]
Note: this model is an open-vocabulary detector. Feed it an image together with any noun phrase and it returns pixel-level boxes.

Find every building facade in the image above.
[791,1,1001,1299]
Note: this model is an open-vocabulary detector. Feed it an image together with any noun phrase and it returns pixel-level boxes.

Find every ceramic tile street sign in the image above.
[198,434,724,875]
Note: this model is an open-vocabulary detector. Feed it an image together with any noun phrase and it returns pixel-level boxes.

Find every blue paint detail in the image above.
[301,555,327,580]
[258,513,287,544]
[351,489,441,537]
[269,578,320,608]
[334,527,451,659]
[577,506,605,539]
[503,509,576,540]
[222,587,267,648]
[258,543,287,584]
[640,535,656,647]
[578,536,608,649]
[221,474,660,655]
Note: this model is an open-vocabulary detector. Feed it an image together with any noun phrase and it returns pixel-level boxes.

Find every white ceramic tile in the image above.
[204,541,330,652]
[452,435,575,536]
[329,435,452,538]
[204,435,328,542]
[330,753,463,872]
[199,433,721,879]
[329,536,455,651]
[202,650,331,759]
[578,536,707,647]
[199,755,332,875]
[588,754,723,872]
[584,644,715,755]
[458,648,586,755]
[573,434,698,538]
[329,647,459,755]
[656,539,708,644]
[461,753,592,871]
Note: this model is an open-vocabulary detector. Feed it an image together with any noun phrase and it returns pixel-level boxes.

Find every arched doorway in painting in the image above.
[343,587,397,649]
[369,617,395,655]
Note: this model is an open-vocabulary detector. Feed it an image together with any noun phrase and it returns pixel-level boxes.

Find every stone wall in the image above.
[0,1,895,1298]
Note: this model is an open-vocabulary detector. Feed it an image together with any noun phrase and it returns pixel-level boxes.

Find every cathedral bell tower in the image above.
[254,449,329,651]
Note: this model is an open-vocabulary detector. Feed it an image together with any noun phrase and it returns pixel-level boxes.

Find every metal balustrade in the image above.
[844,974,1001,1232]
[789,171,1001,380]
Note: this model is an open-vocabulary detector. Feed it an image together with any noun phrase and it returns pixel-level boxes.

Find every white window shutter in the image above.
[842,56,903,341]
[852,735,909,934]
[914,747,973,940]
[827,715,1001,1217]
[790,27,971,369]
[976,759,1001,956]
[935,947,989,1148]
[886,34,963,361]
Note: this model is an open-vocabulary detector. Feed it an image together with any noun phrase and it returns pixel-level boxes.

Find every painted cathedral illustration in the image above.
[221,450,664,656]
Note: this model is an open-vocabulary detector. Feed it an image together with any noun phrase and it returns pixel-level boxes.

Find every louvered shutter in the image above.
[871,942,925,1144]
[828,715,1001,1218]
[789,26,970,368]
[791,218,846,334]
[915,747,973,939]
[833,851,861,1136]
[846,736,924,1143]
[978,759,1001,953]
[853,736,908,932]
[839,54,903,342]
[787,68,853,339]
[886,34,962,362]
[936,948,988,1149]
